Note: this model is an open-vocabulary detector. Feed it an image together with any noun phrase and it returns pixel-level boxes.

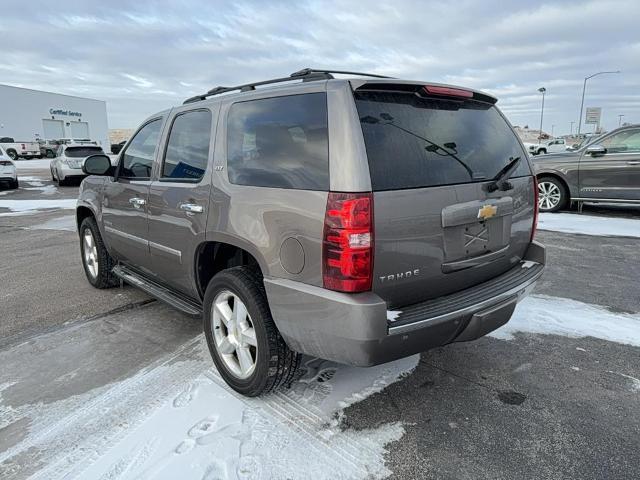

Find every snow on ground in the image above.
[20,176,58,195]
[538,212,640,238]
[2,337,418,480]
[28,214,76,231]
[0,199,76,216]
[492,294,640,347]
[13,159,51,170]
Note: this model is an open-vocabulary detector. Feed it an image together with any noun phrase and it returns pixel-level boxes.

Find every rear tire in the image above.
[538,148,547,155]
[79,216,119,288]
[6,149,17,160]
[203,266,300,397]
[537,176,568,212]
[10,179,18,189]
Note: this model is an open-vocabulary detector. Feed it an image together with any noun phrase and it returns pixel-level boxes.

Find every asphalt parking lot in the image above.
[1,164,639,480]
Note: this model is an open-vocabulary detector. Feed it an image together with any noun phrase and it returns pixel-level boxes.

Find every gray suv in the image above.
[533,125,640,212]
[77,69,545,396]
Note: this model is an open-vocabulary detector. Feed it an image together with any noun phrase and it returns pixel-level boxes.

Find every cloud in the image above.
[1,0,637,132]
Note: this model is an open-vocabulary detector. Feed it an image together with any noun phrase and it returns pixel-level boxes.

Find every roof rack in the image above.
[183,68,392,104]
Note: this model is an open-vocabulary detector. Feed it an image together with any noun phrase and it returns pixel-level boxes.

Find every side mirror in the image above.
[586,144,606,156]
[83,154,114,176]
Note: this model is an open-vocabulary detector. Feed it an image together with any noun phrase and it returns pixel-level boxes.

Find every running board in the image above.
[112,265,203,317]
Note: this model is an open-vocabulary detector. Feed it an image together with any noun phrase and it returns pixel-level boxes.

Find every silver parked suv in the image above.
[77,69,545,396]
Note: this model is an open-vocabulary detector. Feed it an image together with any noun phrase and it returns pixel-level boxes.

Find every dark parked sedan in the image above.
[532,125,640,212]
[110,140,127,154]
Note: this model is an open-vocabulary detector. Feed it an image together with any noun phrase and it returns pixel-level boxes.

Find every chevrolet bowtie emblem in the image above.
[477,204,497,220]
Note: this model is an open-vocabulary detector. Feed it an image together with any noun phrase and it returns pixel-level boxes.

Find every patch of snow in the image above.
[28,215,77,232]
[14,159,52,170]
[386,310,402,322]
[491,295,640,347]
[538,212,640,238]
[607,371,640,392]
[0,199,76,216]
[3,337,418,480]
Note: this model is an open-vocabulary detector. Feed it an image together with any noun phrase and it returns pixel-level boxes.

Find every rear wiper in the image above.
[487,156,521,192]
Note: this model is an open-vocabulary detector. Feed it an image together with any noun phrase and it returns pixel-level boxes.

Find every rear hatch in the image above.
[353,83,536,308]
[64,146,104,168]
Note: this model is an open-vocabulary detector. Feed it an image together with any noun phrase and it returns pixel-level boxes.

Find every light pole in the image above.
[551,124,555,137]
[578,70,620,135]
[538,87,546,144]
[618,114,624,127]
[570,121,575,135]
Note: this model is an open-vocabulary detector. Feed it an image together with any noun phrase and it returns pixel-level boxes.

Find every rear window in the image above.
[226,93,329,190]
[354,90,530,191]
[65,146,104,158]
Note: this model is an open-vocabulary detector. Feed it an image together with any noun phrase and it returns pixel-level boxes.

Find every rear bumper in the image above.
[265,241,546,366]
[58,165,86,181]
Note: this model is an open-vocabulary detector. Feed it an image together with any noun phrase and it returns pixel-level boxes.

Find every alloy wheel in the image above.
[82,228,99,279]
[211,290,258,379]
[538,181,562,211]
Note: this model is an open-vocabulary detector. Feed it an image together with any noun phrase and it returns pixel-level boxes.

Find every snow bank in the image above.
[14,159,52,170]
[491,295,640,347]
[538,212,640,238]
[0,199,76,216]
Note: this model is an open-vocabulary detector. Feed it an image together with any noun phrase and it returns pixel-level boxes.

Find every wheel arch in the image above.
[194,239,266,299]
[76,205,96,232]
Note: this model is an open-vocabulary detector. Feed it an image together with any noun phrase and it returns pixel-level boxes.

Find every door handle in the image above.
[129,197,146,208]
[627,161,640,165]
[179,203,204,214]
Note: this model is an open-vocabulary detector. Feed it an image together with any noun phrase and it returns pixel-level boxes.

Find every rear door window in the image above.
[226,93,329,190]
[162,110,212,180]
[354,90,530,191]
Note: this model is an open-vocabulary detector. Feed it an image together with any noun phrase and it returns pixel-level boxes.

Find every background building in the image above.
[0,84,109,149]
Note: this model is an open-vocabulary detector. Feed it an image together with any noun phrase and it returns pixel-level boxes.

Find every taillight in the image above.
[531,176,539,241]
[322,192,373,293]
[423,85,473,98]
[21,144,26,149]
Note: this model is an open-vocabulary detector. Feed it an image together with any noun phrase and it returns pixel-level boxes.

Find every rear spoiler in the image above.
[351,80,498,105]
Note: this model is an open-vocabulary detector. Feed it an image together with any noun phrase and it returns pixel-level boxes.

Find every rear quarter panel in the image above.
[206,90,331,287]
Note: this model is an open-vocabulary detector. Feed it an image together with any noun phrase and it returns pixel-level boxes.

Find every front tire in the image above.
[10,179,18,189]
[538,176,568,212]
[203,267,300,397]
[79,217,119,288]
[6,149,17,160]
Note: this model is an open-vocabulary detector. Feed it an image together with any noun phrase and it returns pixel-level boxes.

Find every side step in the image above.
[112,265,203,317]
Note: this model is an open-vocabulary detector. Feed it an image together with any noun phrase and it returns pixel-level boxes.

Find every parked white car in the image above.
[50,144,105,186]
[0,137,41,160]
[0,146,18,189]
[524,138,568,155]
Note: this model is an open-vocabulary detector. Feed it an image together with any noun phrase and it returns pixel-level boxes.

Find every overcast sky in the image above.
[2,0,638,134]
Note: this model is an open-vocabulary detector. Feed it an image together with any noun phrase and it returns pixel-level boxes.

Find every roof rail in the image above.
[290,68,392,79]
[183,67,391,104]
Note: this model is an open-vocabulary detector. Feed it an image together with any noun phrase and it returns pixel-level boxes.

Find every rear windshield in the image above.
[354,90,530,191]
[65,146,104,158]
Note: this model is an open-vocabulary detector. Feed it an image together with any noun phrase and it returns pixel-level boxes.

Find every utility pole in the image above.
[551,124,555,137]
[538,87,546,144]
[570,121,575,135]
[578,70,620,135]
